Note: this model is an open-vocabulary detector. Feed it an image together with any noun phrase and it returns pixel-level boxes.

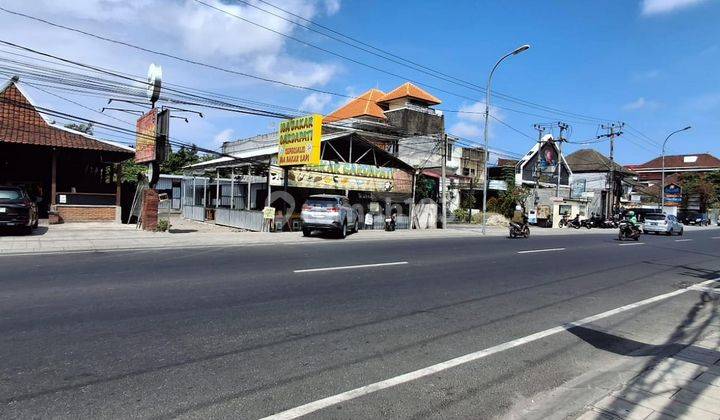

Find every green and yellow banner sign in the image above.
[278,114,322,166]
[270,161,412,194]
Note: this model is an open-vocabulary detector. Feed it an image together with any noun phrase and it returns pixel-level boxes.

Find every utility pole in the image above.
[441,133,447,229]
[599,122,624,218]
[532,124,546,207]
[556,122,569,197]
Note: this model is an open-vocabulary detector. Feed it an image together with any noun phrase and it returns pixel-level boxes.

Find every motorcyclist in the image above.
[626,210,641,233]
[511,205,528,228]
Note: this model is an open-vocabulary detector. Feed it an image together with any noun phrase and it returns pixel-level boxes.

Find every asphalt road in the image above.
[1,228,719,419]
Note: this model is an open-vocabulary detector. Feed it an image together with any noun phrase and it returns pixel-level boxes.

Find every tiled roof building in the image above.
[0,79,131,153]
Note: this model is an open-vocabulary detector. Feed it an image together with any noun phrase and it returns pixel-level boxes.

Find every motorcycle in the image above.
[562,217,582,229]
[509,222,530,238]
[580,219,594,229]
[618,221,641,241]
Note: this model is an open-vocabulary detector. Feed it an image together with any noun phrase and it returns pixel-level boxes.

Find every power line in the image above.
[198,0,613,124]
[0,6,611,124]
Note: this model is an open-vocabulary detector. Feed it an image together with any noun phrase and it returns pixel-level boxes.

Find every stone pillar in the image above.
[141,189,160,231]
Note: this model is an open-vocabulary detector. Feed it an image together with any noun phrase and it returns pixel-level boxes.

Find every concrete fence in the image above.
[215,208,264,231]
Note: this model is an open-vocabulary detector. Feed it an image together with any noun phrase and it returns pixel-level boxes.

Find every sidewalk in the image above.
[0,218,714,256]
[0,219,508,255]
[577,291,720,420]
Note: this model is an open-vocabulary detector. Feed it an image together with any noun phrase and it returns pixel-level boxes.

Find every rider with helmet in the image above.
[511,205,528,227]
[626,210,641,232]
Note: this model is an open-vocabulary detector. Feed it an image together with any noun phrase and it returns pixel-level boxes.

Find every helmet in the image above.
[627,211,635,216]
[515,205,522,211]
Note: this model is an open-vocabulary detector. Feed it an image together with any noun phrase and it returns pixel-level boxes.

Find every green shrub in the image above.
[156,219,171,232]
[452,208,469,222]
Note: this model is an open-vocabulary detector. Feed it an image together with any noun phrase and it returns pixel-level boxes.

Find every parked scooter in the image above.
[618,221,641,241]
[580,218,594,229]
[509,222,530,238]
[562,215,582,229]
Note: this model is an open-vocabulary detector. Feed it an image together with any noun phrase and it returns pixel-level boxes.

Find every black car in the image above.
[0,186,39,234]
[680,212,711,226]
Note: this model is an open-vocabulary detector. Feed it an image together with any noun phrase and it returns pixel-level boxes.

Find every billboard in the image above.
[518,138,570,187]
[135,108,158,163]
[270,161,412,193]
[278,114,322,166]
[571,179,586,199]
[663,183,682,206]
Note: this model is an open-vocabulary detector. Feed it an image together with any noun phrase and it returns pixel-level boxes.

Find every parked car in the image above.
[300,194,359,238]
[642,213,683,236]
[0,186,39,234]
[680,212,711,226]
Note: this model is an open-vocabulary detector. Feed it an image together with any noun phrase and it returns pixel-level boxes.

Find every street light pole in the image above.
[660,126,691,212]
[482,44,530,235]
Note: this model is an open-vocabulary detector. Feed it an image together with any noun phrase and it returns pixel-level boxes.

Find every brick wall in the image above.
[56,205,118,222]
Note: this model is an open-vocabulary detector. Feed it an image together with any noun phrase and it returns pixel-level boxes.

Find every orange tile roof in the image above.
[377,82,441,105]
[324,89,387,122]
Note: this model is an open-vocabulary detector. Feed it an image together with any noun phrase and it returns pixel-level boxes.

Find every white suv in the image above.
[301,194,359,238]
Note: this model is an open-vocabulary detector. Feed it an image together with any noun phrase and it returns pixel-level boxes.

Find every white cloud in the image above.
[213,128,235,147]
[299,93,332,113]
[2,0,341,88]
[622,97,660,111]
[449,121,482,138]
[0,0,343,150]
[641,0,707,15]
[447,101,504,139]
[324,0,341,15]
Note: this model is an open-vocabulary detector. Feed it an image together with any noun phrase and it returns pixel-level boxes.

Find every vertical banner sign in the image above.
[663,184,682,207]
[135,108,158,163]
[278,114,322,166]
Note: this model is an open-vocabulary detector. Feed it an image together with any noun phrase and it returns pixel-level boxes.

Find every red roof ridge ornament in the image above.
[147,63,162,106]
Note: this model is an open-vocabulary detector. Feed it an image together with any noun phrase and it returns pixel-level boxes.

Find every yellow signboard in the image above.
[278,114,322,166]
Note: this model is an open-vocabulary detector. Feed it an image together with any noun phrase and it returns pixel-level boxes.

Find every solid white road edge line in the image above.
[619,242,645,246]
[688,285,720,294]
[258,277,720,420]
[675,239,693,242]
[517,247,565,254]
[293,261,408,273]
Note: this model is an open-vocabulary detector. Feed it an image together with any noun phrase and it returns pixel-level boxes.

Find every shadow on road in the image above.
[569,281,720,418]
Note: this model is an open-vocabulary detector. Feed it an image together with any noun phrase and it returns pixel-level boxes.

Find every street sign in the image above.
[278,114,322,166]
[262,206,276,219]
[488,180,507,191]
[135,108,158,164]
[571,179,586,199]
[663,183,682,207]
[147,63,162,105]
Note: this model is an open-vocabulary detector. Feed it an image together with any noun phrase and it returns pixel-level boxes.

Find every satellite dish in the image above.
[147,63,162,105]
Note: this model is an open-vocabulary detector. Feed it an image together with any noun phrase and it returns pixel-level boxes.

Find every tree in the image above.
[414,176,437,202]
[121,145,208,183]
[679,173,718,212]
[64,123,93,135]
[490,165,530,218]
[160,146,202,174]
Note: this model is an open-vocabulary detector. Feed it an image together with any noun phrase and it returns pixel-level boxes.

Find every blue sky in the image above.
[1,0,718,164]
